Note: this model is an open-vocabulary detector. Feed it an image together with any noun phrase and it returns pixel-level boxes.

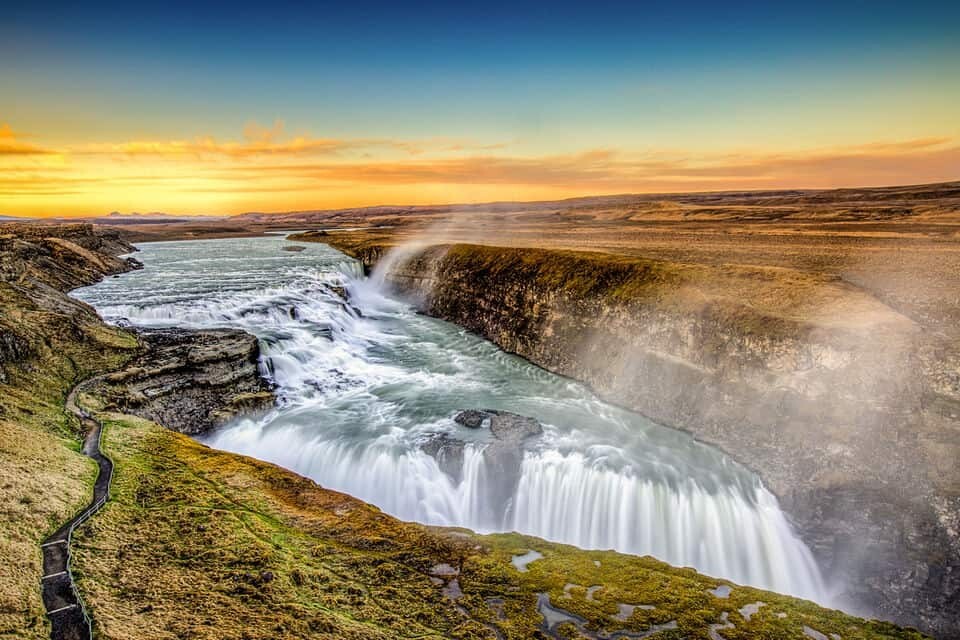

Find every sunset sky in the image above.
[2,0,959,217]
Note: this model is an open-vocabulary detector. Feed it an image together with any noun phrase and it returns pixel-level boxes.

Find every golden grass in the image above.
[0,283,138,639]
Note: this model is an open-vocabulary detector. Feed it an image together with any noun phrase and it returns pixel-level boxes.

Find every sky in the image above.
[1,0,959,217]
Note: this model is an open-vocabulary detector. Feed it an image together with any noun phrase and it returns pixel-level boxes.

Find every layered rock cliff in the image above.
[93,328,275,434]
[0,224,274,429]
[327,239,960,638]
[0,224,141,382]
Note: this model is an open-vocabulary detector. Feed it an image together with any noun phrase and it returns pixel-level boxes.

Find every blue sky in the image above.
[2,0,958,215]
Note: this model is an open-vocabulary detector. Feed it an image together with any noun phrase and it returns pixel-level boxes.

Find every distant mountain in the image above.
[94,212,227,224]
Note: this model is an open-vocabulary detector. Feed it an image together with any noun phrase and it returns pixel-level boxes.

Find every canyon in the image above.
[2,226,932,638]
[316,217,960,638]
[0,199,952,638]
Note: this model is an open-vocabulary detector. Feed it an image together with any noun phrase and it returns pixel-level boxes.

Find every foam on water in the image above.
[73,234,827,604]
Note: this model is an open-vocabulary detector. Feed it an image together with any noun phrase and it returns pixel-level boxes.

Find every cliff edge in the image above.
[320,234,960,638]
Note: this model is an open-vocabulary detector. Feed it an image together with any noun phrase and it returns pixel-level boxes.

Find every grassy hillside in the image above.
[0,279,138,639]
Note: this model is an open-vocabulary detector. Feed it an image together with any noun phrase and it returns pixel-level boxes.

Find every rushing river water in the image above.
[74,234,827,603]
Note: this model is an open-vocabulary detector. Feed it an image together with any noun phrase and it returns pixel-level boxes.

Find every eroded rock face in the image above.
[346,241,960,638]
[0,223,140,292]
[97,328,275,434]
[0,329,31,382]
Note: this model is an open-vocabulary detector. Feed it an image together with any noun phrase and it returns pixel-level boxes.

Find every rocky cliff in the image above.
[0,224,141,382]
[93,328,275,434]
[327,238,960,638]
[0,224,273,432]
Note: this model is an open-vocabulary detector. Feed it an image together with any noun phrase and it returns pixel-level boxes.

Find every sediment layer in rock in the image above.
[95,328,275,434]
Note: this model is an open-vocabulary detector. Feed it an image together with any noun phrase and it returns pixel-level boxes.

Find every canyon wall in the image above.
[335,240,960,638]
[0,224,141,379]
[0,224,275,433]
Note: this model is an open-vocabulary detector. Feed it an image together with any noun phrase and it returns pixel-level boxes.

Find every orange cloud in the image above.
[1,126,957,217]
[77,125,349,158]
[68,121,513,159]
[0,124,57,156]
[200,139,960,189]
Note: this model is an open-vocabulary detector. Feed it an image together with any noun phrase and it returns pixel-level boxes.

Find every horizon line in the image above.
[3,178,958,221]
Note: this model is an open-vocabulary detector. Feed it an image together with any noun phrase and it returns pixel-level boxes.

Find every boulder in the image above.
[453,409,489,429]
[422,410,544,520]
[420,434,466,483]
[453,409,543,441]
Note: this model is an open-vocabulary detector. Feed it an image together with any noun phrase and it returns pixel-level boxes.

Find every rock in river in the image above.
[453,409,543,440]
[423,410,544,513]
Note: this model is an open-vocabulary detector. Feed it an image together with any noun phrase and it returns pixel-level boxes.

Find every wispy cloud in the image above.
[0,124,58,156]
[197,139,960,189]
[1,124,956,216]
[75,120,353,158]
[67,120,513,159]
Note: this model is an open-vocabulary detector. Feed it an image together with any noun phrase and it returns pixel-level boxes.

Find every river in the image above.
[73,234,827,603]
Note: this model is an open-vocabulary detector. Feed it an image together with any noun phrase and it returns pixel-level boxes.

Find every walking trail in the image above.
[40,377,113,640]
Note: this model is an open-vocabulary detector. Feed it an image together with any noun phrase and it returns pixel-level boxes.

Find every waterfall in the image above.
[72,235,829,606]
[206,417,824,602]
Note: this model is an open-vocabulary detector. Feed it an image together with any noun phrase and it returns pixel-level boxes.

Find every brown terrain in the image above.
[84,181,960,340]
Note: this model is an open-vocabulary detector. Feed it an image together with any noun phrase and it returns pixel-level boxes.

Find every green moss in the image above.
[461,534,928,640]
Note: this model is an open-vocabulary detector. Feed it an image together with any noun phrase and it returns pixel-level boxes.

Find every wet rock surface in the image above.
[453,409,490,429]
[420,433,467,483]
[423,410,544,511]
[95,328,275,434]
[454,409,543,440]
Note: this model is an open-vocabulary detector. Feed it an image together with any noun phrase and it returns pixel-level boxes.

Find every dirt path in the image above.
[40,377,113,640]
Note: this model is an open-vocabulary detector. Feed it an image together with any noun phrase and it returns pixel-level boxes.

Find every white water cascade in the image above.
[73,235,828,604]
